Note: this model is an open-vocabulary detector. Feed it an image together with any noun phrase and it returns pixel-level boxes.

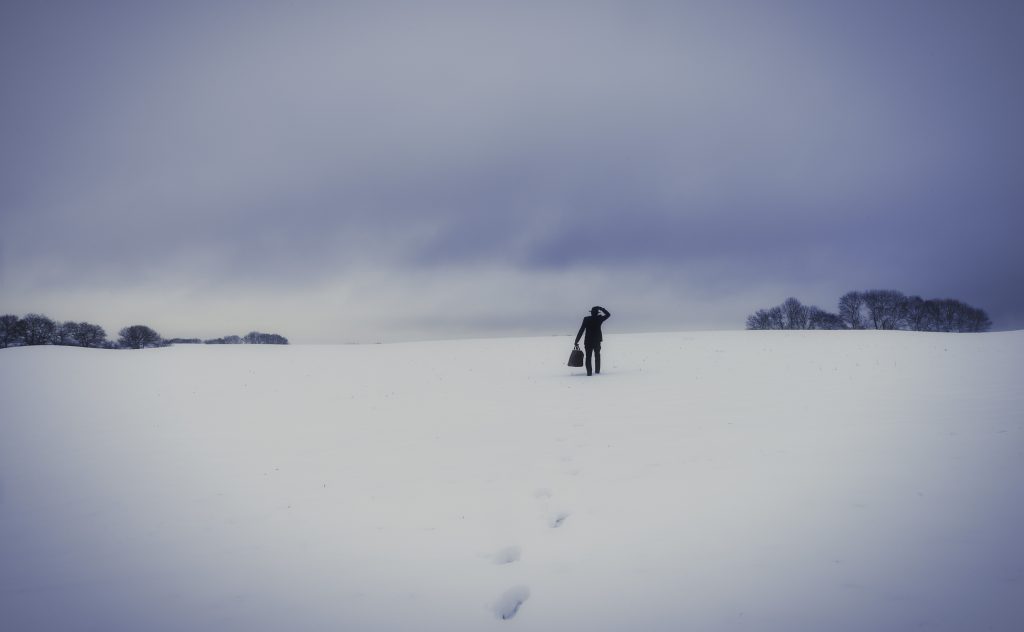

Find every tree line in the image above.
[0,313,289,349]
[746,290,992,332]
[174,332,287,345]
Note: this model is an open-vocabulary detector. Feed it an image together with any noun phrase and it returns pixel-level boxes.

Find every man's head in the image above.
[591,306,600,316]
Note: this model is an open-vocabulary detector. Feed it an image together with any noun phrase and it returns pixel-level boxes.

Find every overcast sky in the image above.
[2,1,1022,342]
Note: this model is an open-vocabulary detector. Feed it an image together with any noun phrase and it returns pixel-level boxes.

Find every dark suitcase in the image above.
[567,346,584,367]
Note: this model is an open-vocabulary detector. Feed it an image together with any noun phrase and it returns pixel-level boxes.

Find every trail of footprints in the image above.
[489,488,571,621]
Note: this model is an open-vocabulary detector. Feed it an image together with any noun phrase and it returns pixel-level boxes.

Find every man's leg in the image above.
[584,345,593,376]
[594,343,601,374]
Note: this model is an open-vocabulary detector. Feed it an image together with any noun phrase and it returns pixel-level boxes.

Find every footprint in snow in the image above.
[534,489,570,528]
[492,545,521,565]
[549,511,570,528]
[493,585,530,620]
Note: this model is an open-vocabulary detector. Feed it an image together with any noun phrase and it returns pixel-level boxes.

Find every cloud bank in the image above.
[2,2,1022,340]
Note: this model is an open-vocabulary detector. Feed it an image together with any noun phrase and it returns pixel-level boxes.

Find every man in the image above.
[574,306,611,376]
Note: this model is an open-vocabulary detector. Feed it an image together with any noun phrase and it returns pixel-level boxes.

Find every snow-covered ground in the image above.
[2,331,1022,631]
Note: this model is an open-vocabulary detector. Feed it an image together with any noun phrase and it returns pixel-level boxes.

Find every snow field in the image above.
[1,331,1022,631]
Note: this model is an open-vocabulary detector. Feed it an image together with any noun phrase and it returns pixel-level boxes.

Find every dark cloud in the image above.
[2,1,1023,339]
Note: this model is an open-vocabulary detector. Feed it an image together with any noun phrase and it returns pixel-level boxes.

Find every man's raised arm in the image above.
[599,306,611,321]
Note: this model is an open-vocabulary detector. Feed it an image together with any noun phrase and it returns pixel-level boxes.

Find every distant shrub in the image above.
[118,325,163,349]
[204,335,242,344]
[243,331,289,345]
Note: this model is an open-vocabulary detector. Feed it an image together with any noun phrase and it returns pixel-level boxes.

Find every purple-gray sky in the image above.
[2,1,1022,342]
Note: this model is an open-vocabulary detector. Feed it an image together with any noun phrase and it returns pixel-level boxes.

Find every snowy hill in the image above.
[2,331,1022,631]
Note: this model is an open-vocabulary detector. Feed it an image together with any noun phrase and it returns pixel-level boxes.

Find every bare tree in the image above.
[747,298,843,330]
[807,306,846,330]
[902,296,929,331]
[76,323,107,347]
[837,291,865,329]
[781,297,808,330]
[918,299,940,332]
[54,321,80,346]
[118,325,162,349]
[930,299,960,332]
[0,314,23,348]
[924,298,991,333]
[746,309,773,330]
[964,307,992,332]
[861,289,907,329]
[20,314,57,345]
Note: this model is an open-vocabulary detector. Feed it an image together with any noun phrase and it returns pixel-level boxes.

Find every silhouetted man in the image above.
[574,306,611,376]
